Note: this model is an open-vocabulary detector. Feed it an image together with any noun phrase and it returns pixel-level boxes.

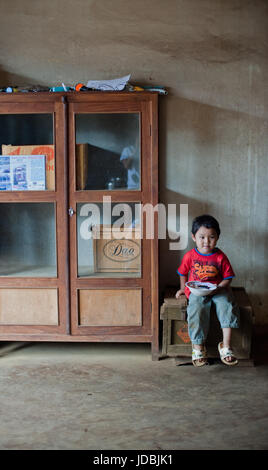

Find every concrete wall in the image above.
[0,0,267,323]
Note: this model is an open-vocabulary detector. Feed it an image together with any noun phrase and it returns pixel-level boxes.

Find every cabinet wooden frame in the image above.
[0,95,69,336]
[0,92,159,359]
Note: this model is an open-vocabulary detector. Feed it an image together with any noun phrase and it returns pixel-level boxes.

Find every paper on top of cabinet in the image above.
[86,75,131,91]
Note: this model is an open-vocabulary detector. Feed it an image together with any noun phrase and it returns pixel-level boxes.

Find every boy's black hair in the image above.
[192,214,221,237]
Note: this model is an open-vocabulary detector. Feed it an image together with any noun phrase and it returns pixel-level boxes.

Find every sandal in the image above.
[192,347,208,367]
[218,342,238,366]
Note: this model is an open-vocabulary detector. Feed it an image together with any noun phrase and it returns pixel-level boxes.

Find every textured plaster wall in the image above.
[0,0,267,323]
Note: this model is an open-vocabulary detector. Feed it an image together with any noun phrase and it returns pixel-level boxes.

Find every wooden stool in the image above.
[160,287,254,364]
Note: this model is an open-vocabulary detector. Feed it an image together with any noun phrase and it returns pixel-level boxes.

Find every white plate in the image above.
[186,281,217,297]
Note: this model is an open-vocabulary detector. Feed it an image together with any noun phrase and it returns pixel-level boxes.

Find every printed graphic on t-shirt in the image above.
[192,261,219,281]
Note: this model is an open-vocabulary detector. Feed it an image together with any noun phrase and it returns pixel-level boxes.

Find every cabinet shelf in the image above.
[0,264,56,278]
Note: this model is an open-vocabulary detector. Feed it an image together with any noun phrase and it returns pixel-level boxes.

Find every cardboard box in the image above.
[92,224,141,273]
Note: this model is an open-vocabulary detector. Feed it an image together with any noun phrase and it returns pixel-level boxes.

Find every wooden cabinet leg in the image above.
[151,340,160,361]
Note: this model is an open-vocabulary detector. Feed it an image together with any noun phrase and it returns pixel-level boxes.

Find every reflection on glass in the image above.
[0,114,55,190]
[75,113,140,191]
[77,202,141,278]
[0,203,57,277]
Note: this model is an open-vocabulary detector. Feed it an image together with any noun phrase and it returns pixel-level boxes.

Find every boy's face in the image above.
[191,226,219,254]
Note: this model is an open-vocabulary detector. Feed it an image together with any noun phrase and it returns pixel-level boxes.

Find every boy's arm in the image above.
[215,255,235,293]
[218,279,232,289]
[176,252,190,298]
[175,275,187,298]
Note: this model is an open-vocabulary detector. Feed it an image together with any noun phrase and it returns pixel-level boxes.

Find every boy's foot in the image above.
[192,346,208,367]
[218,342,238,366]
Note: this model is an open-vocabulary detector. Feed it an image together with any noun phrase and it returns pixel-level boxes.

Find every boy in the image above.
[176,214,240,367]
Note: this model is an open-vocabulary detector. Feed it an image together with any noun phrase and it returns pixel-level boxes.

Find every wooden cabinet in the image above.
[0,92,159,358]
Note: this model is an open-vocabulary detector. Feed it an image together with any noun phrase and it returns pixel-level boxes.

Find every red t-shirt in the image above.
[177,248,235,298]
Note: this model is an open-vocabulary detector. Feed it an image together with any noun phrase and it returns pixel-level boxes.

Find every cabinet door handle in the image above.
[68,207,75,217]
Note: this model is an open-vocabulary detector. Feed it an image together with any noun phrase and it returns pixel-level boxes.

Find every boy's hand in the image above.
[207,285,223,296]
[175,289,185,298]
[206,289,218,296]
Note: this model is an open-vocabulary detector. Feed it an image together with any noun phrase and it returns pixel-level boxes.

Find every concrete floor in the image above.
[0,341,267,450]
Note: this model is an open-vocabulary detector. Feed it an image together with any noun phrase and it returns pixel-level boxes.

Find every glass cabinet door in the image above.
[0,99,68,334]
[75,113,140,191]
[77,201,141,278]
[0,113,55,191]
[0,111,58,277]
[68,97,156,340]
[0,202,57,277]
